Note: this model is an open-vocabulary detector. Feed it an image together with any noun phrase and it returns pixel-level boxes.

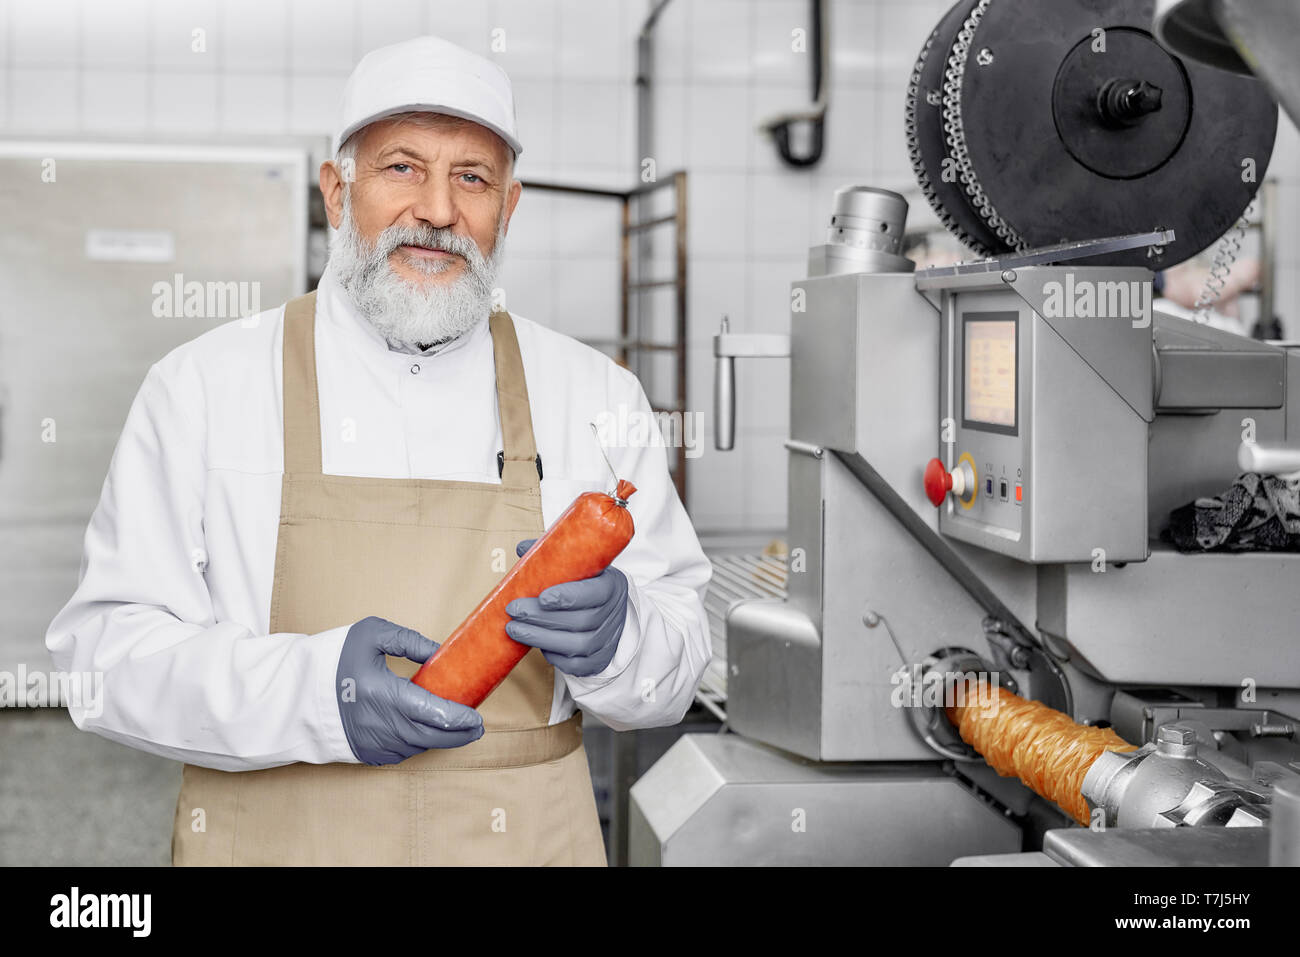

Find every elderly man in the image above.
[45,35,713,866]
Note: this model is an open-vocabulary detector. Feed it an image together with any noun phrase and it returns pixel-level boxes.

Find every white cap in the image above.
[334,35,521,160]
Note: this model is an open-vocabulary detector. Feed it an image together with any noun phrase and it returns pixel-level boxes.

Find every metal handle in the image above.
[1238,441,1300,479]
[711,316,791,452]
[715,351,736,451]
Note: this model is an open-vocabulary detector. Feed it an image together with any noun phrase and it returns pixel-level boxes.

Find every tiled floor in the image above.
[0,702,725,866]
[0,708,179,866]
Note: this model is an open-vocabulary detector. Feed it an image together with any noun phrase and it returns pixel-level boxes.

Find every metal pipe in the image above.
[675,169,688,500]
[1270,776,1300,866]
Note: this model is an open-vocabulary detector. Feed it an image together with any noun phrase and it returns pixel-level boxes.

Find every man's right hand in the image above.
[335,616,484,765]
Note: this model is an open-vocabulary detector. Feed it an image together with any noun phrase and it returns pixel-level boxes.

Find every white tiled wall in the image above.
[1,0,1297,534]
[655,0,960,531]
[666,0,1300,533]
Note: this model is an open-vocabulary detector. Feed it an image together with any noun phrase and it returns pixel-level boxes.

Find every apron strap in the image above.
[488,309,542,490]
[281,292,542,490]
[282,291,322,475]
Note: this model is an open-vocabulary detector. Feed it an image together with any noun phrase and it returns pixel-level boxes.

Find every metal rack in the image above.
[698,549,789,719]
[518,171,689,504]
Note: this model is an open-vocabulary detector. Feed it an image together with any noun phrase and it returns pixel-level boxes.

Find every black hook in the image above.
[770,116,826,168]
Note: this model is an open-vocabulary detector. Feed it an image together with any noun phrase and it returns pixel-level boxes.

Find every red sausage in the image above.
[412,479,637,707]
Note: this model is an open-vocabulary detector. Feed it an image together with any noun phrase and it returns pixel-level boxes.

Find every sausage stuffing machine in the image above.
[630,0,1300,866]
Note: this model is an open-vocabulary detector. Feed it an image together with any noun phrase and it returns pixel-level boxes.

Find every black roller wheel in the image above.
[908,0,1277,267]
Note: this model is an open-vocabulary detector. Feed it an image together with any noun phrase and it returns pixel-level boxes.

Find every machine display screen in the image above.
[962,312,1017,435]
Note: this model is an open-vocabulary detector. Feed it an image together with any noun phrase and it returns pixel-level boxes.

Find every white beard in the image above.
[328,189,508,351]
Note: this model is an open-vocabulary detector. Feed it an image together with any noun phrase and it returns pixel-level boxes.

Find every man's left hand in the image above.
[504,539,628,677]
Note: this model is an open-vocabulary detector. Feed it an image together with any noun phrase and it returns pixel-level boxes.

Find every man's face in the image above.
[322,115,521,287]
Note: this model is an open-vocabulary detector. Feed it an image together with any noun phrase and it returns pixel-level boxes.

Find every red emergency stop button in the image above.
[924,458,952,506]
[924,457,975,507]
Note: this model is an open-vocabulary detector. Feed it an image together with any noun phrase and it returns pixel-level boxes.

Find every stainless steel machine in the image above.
[630,0,1300,866]
[0,142,309,687]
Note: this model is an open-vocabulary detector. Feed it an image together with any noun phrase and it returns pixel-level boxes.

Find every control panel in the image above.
[923,267,1152,563]
[950,309,1023,539]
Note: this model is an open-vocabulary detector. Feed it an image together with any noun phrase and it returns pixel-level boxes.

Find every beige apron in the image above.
[171,292,607,866]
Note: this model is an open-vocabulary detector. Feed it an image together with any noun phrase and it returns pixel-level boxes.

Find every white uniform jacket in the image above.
[45,266,714,771]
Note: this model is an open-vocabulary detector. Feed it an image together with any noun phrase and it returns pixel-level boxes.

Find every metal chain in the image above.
[1192,196,1257,323]
[941,0,1029,252]
[905,26,994,256]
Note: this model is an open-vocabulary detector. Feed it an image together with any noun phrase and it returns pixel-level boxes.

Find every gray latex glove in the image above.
[335,615,484,765]
[504,539,629,677]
